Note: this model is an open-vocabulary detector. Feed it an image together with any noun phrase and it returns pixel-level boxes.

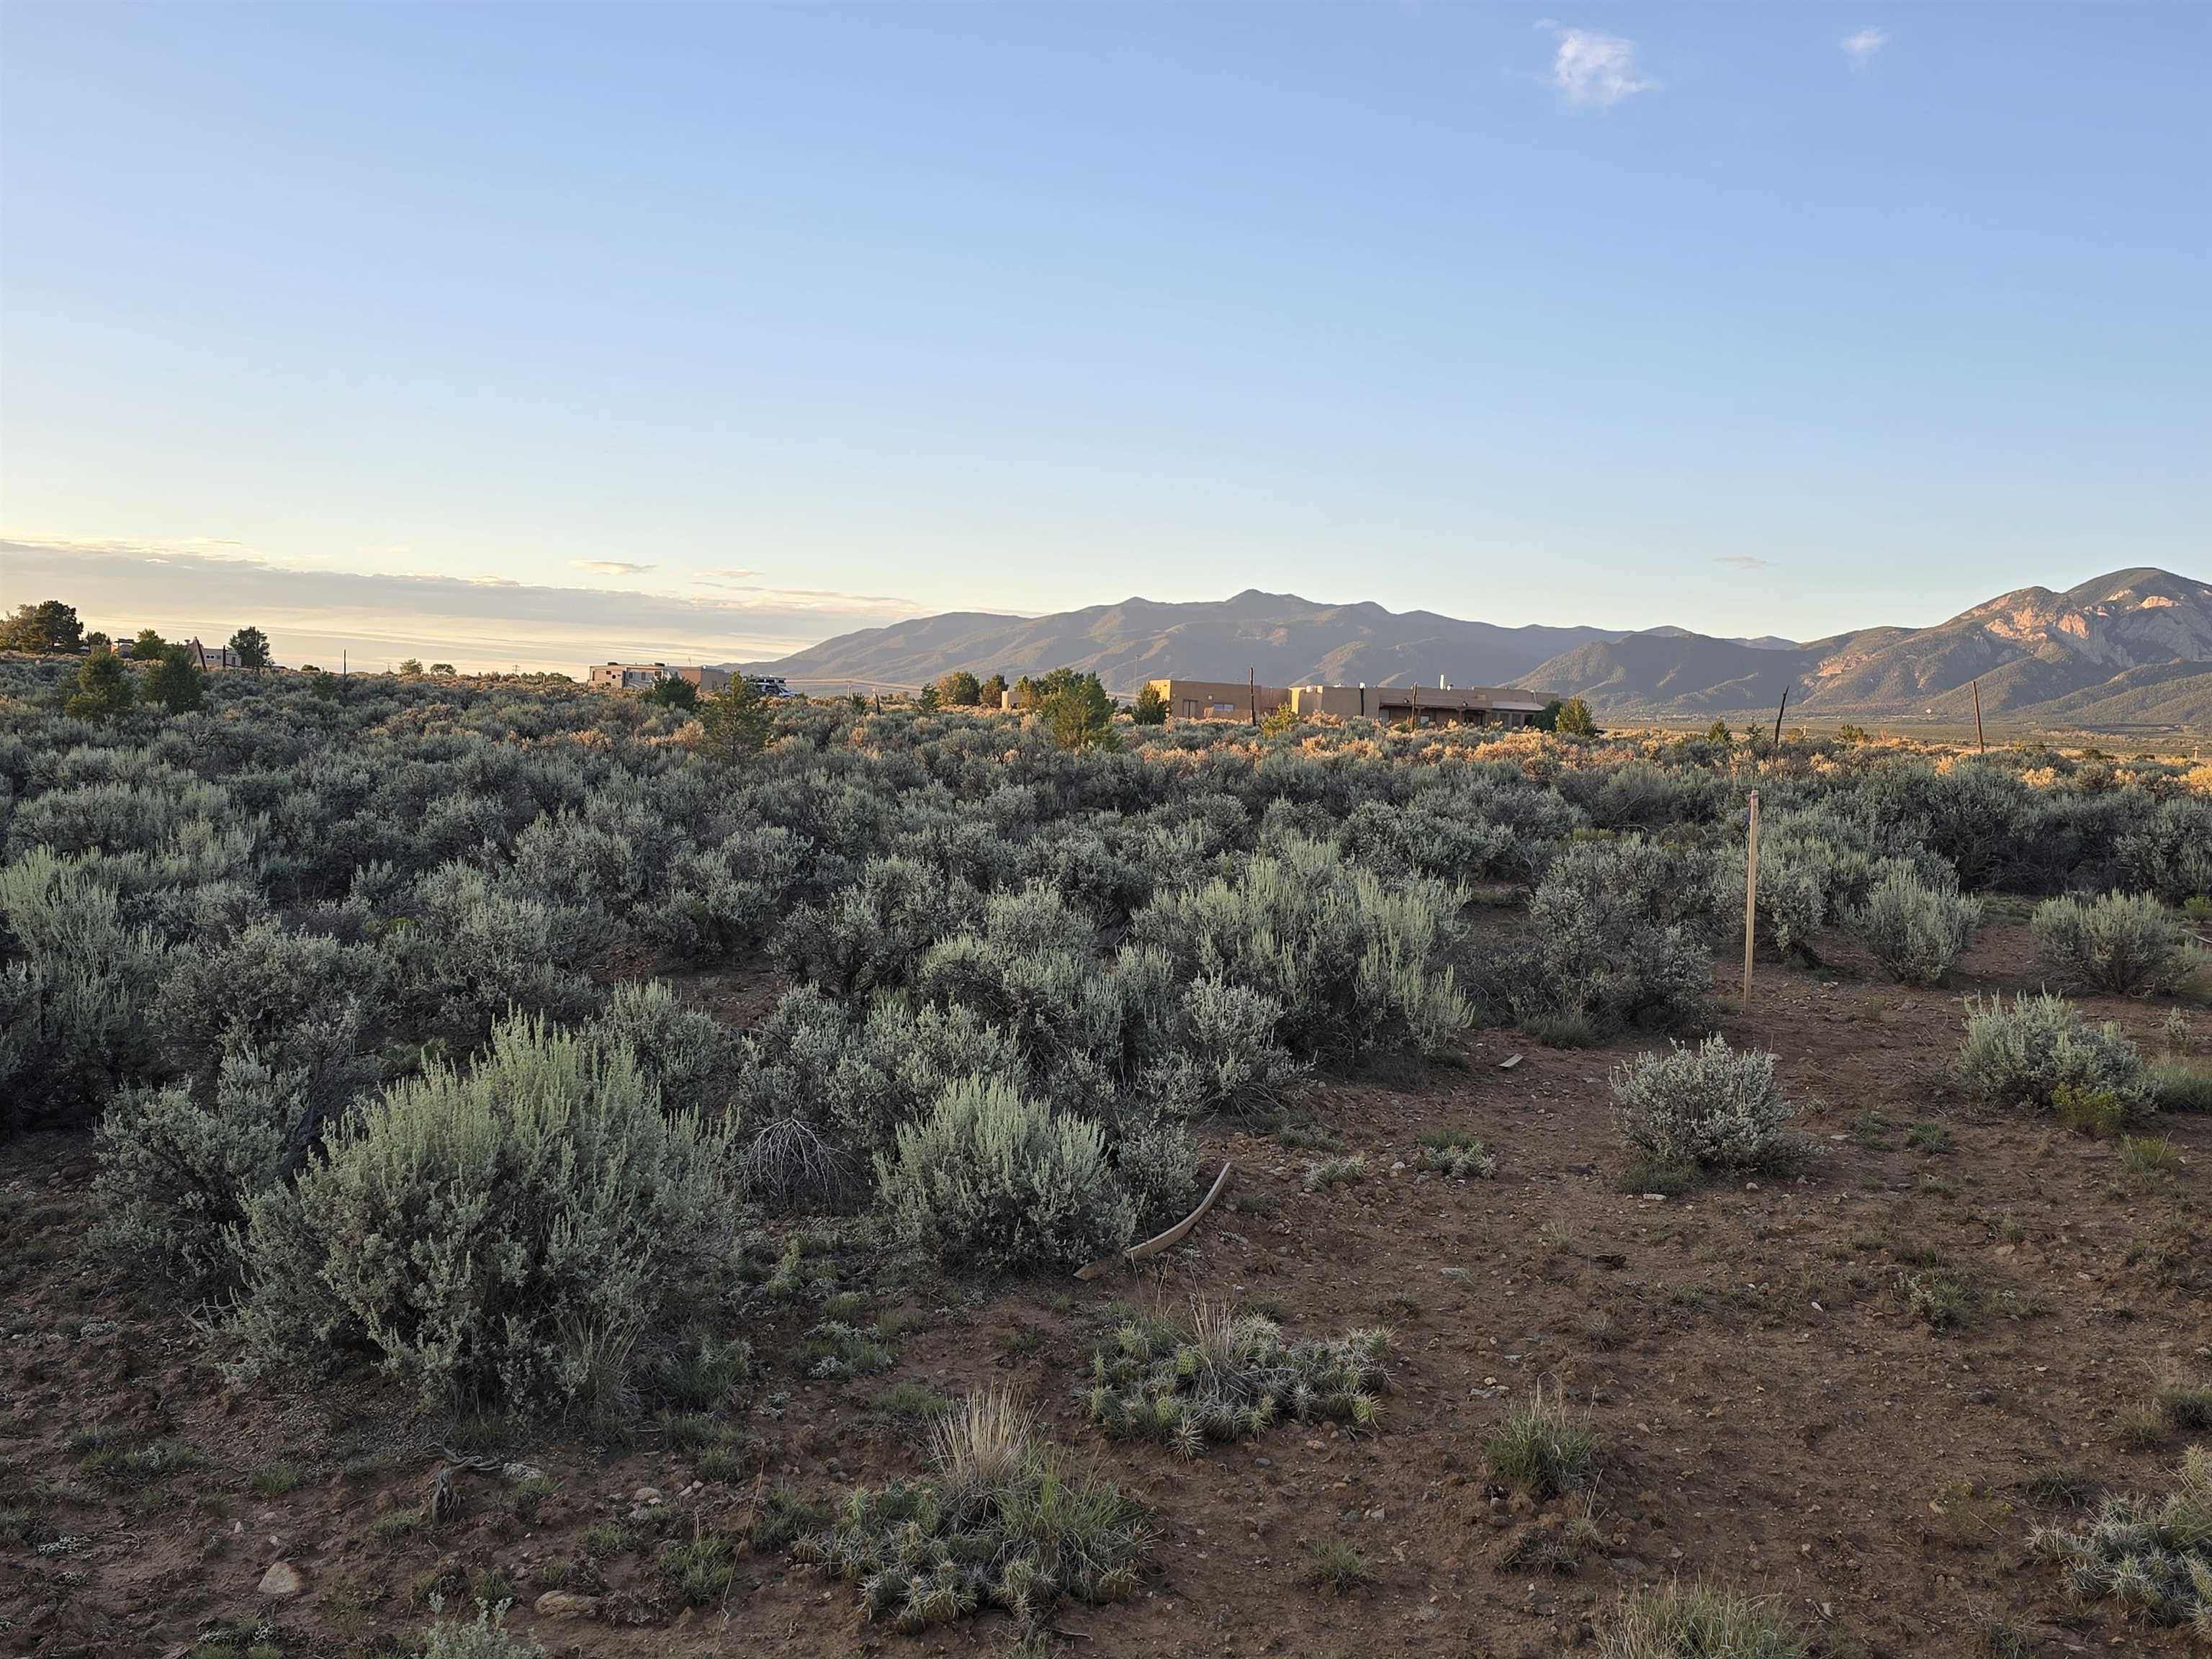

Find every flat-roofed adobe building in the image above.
[1145,679,1295,721]
[1290,683,1547,727]
[587,662,732,693]
[1141,678,1545,728]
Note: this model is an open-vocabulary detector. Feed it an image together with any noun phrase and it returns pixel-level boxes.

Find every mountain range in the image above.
[747,567,2212,729]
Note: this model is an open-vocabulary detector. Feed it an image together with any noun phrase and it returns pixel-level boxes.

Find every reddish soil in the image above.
[4,918,2207,1659]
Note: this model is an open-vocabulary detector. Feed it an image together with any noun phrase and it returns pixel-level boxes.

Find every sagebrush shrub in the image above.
[1130,835,1468,1066]
[0,847,164,1127]
[153,915,385,1074]
[730,986,1022,1201]
[418,1601,545,1659]
[1851,866,1982,984]
[1956,992,2150,1118]
[778,855,978,996]
[236,1015,741,1414]
[90,1047,312,1292]
[2031,891,2195,994]
[383,862,599,1045]
[876,1077,1134,1273]
[1518,836,1709,1034]
[590,979,735,1112]
[1610,1037,1797,1172]
[1150,976,1305,1118]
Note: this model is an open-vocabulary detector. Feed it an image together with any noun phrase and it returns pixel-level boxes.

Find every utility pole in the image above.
[1249,667,1256,727]
[1771,683,1790,749]
[1972,678,1986,755]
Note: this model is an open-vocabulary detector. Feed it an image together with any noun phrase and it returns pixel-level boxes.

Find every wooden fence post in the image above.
[1742,790,1761,1009]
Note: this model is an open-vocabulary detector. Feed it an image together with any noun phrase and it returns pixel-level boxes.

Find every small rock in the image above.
[503,1462,544,1484]
[1498,1054,1522,1070]
[257,1560,307,1599]
[534,1590,601,1619]
[631,1485,663,1505]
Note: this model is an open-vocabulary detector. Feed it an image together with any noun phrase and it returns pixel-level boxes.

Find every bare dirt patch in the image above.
[4,920,2207,1658]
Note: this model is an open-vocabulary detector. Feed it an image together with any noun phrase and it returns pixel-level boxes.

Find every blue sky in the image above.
[3,3,2206,670]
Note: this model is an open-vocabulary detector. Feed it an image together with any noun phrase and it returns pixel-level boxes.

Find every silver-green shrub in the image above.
[778,855,979,996]
[1610,1037,1797,1171]
[1851,867,1982,985]
[649,824,806,958]
[1519,837,1710,1034]
[590,979,736,1112]
[1956,991,2151,1117]
[730,986,1022,1204]
[1151,976,1306,1118]
[0,846,165,1127]
[236,1014,741,1413]
[1130,835,1468,1066]
[2031,891,2195,994]
[90,1047,308,1292]
[153,916,385,1074]
[382,861,599,1044]
[876,1077,1134,1273]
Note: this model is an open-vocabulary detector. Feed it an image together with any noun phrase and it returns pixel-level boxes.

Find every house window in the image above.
[1208,702,1236,715]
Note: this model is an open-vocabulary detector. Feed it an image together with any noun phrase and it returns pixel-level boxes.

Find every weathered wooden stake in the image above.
[1742,790,1761,1009]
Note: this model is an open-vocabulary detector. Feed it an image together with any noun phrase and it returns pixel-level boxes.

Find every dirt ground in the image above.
[4,917,2207,1659]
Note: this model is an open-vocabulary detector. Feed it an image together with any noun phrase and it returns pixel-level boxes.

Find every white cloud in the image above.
[1545,25,1652,108]
[1840,27,1889,71]
[1714,555,1774,570]
[570,559,656,577]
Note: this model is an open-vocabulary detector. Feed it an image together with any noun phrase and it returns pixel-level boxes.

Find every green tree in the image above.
[1528,698,1562,732]
[397,657,424,677]
[1037,669,1116,752]
[1554,697,1599,738]
[310,670,341,703]
[1705,719,1735,746]
[642,674,698,711]
[917,682,941,711]
[84,630,112,655]
[145,644,206,714]
[1259,701,1299,738]
[1131,682,1169,725]
[698,675,773,760]
[1010,675,1043,711]
[978,673,1008,709]
[229,626,272,673]
[428,661,457,676]
[0,600,85,654]
[934,669,981,707]
[132,628,167,660]
[64,649,135,721]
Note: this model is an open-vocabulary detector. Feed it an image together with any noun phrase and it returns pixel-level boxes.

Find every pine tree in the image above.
[64,650,135,721]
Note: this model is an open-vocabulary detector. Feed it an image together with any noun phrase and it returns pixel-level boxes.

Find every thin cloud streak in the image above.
[571,559,657,577]
[0,537,919,675]
[1714,554,1775,569]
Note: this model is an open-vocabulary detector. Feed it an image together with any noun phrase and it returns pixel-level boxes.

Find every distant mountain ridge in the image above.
[746,567,2212,728]
[744,590,1618,697]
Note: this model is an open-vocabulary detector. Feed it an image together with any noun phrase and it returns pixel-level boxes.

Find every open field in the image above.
[4,658,2209,1659]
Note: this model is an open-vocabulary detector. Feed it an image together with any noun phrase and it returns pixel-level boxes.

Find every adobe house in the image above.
[1141,678,1545,727]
